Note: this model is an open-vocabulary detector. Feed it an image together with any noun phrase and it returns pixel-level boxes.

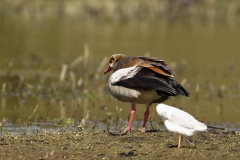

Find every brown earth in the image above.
[1,130,240,160]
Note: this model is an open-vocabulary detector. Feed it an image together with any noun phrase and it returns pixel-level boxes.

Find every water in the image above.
[1,17,240,134]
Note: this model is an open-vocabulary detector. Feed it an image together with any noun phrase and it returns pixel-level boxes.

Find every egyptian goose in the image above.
[156,104,224,148]
[104,54,189,133]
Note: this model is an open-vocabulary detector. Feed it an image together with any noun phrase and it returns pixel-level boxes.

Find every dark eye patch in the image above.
[110,58,115,63]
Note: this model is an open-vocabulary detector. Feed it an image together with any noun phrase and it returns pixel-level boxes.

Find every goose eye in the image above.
[109,58,115,63]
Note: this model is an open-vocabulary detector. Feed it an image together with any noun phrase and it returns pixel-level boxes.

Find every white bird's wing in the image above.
[167,107,204,130]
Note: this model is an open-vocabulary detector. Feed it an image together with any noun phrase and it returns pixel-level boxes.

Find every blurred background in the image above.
[0,0,240,134]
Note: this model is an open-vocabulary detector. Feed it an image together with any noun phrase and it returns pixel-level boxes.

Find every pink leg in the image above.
[141,108,149,132]
[122,105,136,133]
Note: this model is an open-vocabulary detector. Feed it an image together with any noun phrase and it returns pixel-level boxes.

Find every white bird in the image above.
[156,103,223,148]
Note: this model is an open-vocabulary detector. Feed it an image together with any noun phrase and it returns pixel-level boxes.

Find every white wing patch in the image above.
[110,66,141,84]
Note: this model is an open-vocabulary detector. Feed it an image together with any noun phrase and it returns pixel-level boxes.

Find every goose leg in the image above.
[141,108,149,132]
[178,135,183,148]
[122,104,136,133]
[141,103,151,132]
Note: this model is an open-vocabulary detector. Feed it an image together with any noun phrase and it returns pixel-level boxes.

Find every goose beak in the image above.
[104,65,112,74]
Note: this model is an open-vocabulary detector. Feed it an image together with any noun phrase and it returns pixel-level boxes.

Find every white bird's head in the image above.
[156,103,171,120]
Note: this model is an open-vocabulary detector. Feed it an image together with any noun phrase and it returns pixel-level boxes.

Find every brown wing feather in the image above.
[125,58,152,68]
[114,56,174,77]
[148,67,174,77]
[113,57,144,71]
[138,56,173,76]
[138,57,174,77]
[136,60,173,77]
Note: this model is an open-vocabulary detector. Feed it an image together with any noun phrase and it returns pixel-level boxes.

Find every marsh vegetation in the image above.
[0,0,240,159]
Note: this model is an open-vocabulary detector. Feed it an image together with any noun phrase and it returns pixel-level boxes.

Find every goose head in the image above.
[104,54,126,74]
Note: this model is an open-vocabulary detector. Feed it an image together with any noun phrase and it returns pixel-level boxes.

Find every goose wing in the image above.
[112,67,189,97]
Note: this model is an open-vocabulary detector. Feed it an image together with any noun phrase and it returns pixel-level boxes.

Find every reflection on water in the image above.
[1,17,240,134]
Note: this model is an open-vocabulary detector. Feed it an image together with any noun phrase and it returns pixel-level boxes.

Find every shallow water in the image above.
[0,17,240,134]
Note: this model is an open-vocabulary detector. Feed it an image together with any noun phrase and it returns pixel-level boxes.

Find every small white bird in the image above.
[156,103,223,148]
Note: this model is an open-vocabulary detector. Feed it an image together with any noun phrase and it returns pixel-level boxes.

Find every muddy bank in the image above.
[0,130,239,159]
